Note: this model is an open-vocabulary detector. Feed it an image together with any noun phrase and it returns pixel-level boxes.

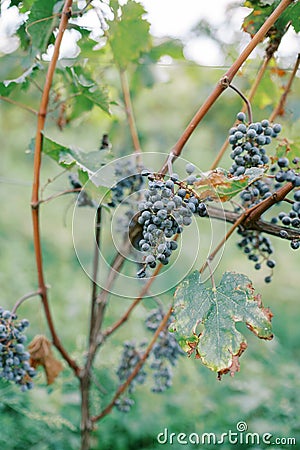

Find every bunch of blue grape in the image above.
[115,340,147,412]
[108,160,144,208]
[237,229,275,283]
[270,157,300,249]
[68,173,96,207]
[229,112,283,208]
[229,112,280,177]
[0,308,36,391]
[137,166,207,278]
[145,309,184,393]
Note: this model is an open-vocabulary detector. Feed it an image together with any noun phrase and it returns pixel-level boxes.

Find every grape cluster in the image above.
[237,229,275,282]
[137,166,207,278]
[116,341,147,389]
[229,112,280,177]
[115,340,147,413]
[108,160,143,208]
[114,396,135,413]
[145,309,184,393]
[69,173,96,207]
[229,113,283,209]
[0,308,36,391]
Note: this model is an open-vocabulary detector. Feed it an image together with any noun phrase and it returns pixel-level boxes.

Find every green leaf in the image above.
[275,137,300,165]
[26,0,58,54]
[67,66,111,116]
[148,39,184,61]
[193,168,264,202]
[0,64,40,96]
[41,136,111,180]
[170,271,273,377]
[78,170,112,204]
[242,0,298,39]
[109,0,151,69]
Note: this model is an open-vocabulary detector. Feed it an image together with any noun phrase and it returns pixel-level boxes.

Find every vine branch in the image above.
[160,0,294,175]
[210,54,272,170]
[269,53,300,122]
[30,0,80,377]
[91,303,173,422]
[0,96,38,115]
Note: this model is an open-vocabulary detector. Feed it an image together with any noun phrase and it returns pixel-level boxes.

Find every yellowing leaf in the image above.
[193,168,264,202]
[170,271,273,378]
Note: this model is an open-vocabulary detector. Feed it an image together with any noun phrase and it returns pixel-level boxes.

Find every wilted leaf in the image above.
[170,271,273,378]
[28,335,63,385]
[193,168,264,202]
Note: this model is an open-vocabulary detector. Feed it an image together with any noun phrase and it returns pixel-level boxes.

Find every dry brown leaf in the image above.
[28,335,63,385]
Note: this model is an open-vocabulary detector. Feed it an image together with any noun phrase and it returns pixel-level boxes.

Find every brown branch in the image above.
[210,55,272,170]
[200,181,296,273]
[206,205,300,240]
[11,290,42,315]
[269,53,300,122]
[30,0,80,377]
[103,262,163,338]
[91,304,173,422]
[0,96,38,115]
[243,182,294,226]
[89,207,102,346]
[120,69,142,160]
[160,0,293,175]
[38,187,81,205]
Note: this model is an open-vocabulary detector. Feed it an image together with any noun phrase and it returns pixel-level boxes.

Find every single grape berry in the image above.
[237,112,246,122]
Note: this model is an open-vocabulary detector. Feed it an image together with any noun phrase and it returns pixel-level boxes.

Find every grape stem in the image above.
[11,290,42,315]
[91,304,173,422]
[102,262,164,339]
[227,83,253,124]
[269,53,300,122]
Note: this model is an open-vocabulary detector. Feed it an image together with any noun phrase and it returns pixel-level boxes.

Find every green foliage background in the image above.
[0,1,300,449]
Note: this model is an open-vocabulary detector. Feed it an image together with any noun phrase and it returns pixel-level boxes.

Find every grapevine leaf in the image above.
[170,271,273,377]
[193,168,264,202]
[0,64,40,96]
[148,39,184,61]
[274,137,300,165]
[26,0,58,54]
[63,66,111,117]
[41,136,111,181]
[108,0,151,69]
[242,0,299,38]
[78,170,112,204]
[28,335,63,385]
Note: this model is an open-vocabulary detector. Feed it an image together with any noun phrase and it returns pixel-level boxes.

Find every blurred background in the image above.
[0,0,300,449]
